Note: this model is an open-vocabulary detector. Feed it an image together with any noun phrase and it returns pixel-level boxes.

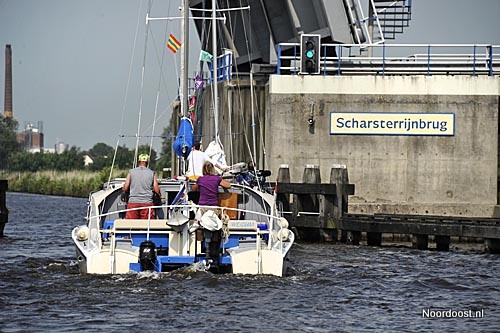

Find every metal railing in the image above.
[276,43,500,76]
[208,49,233,83]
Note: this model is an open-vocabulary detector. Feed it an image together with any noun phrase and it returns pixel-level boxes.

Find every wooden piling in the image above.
[277,164,290,184]
[295,165,321,241]
[298,164,321,212]
[303,164,321,184]
[331,165,349,243]
[275,164,354,242]
[276,164,291,213]
[0,180,8,237]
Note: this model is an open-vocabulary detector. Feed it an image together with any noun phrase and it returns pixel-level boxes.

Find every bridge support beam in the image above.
[485,238,500,254]
[349,231,361,245]
[435,235,451,251]
[412,234,428,250]
[367,232,382,246]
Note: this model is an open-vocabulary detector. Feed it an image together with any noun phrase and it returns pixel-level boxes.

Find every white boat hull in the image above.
[72,180,294,276]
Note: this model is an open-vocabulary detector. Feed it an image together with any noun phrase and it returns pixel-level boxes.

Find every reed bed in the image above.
[0,168,128,198]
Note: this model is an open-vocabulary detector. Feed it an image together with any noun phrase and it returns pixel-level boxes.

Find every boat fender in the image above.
[139,240,157,271]
[274,228,289,242]
[76,226,89,241]
[277,217,289,229]
[200,210,222,231]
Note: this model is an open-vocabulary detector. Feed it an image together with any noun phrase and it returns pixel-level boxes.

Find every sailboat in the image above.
[71,0,294,276]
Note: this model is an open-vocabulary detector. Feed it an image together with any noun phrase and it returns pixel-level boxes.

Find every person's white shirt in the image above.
[186,149,208,177]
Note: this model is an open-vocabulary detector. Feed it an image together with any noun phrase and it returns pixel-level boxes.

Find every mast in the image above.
[179,0,190,174]
[212,0,219,143]
[180,0,189,118]
[250,68,257,167]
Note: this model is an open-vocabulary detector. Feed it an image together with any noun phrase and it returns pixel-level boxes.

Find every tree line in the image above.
[0,115,173,197]
[0,115,172,173]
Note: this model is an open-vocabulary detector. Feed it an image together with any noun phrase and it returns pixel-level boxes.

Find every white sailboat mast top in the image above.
[212,0,220,143]
[180,0,189,118]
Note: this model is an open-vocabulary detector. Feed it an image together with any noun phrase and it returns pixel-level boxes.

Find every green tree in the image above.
[7,146,84,172]
[115,145,134,170]
[8,151,34,171]
[57,147,84,171]
[88,142,114,171]
[86,143,160,171]
[0,116,21,169]
[157,125,172,172]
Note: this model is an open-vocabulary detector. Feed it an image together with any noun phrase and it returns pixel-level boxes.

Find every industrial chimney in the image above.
[4,44,12,119]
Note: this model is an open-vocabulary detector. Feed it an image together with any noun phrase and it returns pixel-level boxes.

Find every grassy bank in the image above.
[0,168,128,198]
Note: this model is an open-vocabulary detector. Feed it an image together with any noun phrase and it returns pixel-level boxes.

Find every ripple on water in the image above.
[1,193,499,332]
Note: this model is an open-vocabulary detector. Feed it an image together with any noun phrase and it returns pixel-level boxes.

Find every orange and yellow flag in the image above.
[167,34,181,54]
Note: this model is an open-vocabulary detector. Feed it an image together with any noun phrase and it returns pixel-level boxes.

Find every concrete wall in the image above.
[198,79,268,167]
[267,75,500,217]
[171,78,268,177]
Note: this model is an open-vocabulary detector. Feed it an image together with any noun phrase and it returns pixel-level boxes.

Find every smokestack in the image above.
[4,44,12,119]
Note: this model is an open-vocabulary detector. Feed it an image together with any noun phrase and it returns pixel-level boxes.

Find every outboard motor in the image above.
[203,229,222,264]
[139,240,157,271]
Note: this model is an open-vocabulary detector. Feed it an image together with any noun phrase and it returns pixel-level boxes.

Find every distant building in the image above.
[4,44,13,120]
[17,121,44,153]
[55,141,69,154]
[83,154,94,167]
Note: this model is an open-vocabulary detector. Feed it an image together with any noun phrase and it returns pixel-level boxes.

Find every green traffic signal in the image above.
[301,34,320,74]
[306,49,315,59]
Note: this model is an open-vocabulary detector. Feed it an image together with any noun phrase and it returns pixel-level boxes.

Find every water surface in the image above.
[0,192,498,332]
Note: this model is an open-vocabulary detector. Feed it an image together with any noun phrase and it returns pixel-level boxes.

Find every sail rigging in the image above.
[110,0,260,178]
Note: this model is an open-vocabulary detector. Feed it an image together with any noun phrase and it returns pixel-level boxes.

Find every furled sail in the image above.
[173,116,194,158]
[205,140,228,174]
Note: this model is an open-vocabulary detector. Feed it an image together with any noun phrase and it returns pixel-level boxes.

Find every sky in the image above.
[0,0,499,153]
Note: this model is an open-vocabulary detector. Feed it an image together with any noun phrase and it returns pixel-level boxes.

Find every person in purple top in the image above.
[192,161,232,206]
[191,161,231,258]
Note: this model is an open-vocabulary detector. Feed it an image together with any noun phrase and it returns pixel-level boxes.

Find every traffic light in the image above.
[300,34,320,74]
